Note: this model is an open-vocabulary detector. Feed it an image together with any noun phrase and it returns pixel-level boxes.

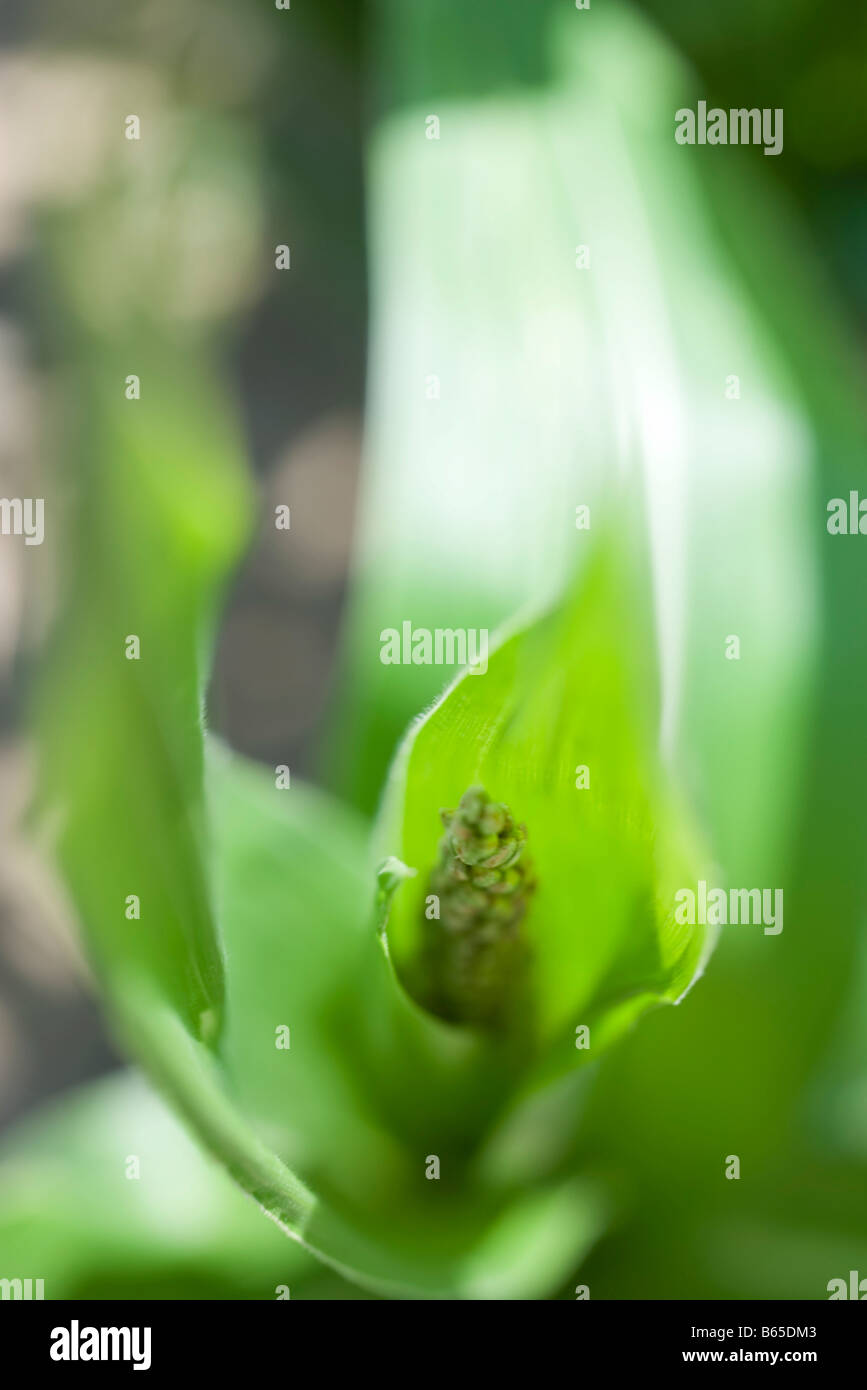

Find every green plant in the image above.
[4,0,867,1302]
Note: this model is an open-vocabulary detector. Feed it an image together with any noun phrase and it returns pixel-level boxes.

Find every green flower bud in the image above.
[417,785,536,1028]
[478,804,506,837]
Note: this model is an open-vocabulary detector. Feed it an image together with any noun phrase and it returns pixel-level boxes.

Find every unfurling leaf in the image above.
[377,541,716,1069]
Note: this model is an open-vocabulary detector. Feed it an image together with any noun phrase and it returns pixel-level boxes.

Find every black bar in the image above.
[4,1299,862,1374]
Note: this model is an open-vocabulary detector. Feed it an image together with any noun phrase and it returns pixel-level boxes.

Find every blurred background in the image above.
[0,0,865,1296]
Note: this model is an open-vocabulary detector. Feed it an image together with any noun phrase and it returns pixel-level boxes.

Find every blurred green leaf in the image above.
[33,344,252,1041]
[332,0,818,897]
[0,1071,349,1300]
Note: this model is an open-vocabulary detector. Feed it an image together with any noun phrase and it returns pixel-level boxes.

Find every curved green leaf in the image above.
[376,541,714,1066]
